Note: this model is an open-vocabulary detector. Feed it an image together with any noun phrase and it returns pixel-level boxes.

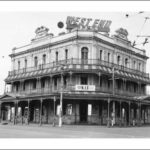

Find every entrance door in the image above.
[80,102,87,122]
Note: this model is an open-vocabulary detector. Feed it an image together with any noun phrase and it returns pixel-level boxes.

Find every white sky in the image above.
[0,2,150,96]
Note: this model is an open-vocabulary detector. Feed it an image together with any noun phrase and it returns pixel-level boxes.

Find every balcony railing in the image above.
[8,58,149,79]
[7,85,143,97]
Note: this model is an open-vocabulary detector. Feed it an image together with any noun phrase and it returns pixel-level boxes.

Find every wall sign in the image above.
[75,85,95,91]
[66,16,112,33]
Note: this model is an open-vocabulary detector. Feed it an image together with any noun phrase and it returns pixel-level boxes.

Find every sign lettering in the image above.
[66,16,112,33]
[75,85,95,91]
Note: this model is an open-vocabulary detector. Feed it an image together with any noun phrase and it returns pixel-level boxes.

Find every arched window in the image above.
[117,55,121,65]
[42,54,46,65]
[18,61,20,70]
[139,63,141,71]
[125,58,128,67]
[81,47,88,64]
[34,56,38,67]
[65,49,68,60]
[108,53,110,62]
[56,51,58,62]
[25,59,27,69]
[133,60,136,69]
[100,50,103,60]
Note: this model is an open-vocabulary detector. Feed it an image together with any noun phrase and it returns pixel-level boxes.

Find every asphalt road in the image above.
[0,124,150,138]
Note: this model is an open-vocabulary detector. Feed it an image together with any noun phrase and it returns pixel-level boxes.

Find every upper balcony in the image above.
[6,58,150,83]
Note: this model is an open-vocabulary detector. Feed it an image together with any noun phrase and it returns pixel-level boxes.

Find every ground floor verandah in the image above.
[0,93,150,127]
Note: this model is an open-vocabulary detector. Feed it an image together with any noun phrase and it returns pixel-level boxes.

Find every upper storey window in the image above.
[56,51,58,62]
[42,54,46,65]
[133,60,136,70]
[100,50,103,60]
[107,53,110,62]
[65,49,68,60]
[18,61,20,70]
[117,55,121,65]
[25,59,27,69]
[139,63,141,71]
[81,47,88,64]
[125,58,129,68]
[34,56,38,67]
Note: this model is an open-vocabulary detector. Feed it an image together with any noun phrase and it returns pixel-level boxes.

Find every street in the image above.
[0,124,150,138]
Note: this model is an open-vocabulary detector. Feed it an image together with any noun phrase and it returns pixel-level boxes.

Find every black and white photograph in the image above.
[0,1,150,149]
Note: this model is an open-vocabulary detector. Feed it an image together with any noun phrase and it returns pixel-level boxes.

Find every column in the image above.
[11,82,14,92]
[123,78,126,92]
[13,101,17,125]
[53,96,56,127]
[16,101,18,124]
[98,72,101,87]
[120,101,122,127]
[37,77,41,93]
[21,105,24,125]
[128,102,131,126]
[112,67,115,95]
[40,99,43,126]
[20,80,24,93]
[49,75,52,93]
[69,71,73,89]
[138,102,141,126]
[59,73,63,127]
[27,99,30,125]
[0,102,2,123]
[107,99,110,128]
[138,82,141,95]
[112,101,115,126]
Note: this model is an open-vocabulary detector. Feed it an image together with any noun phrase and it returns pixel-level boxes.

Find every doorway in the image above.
[80,102,87,123]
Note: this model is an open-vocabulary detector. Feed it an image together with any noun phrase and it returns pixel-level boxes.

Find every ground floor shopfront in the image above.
[1,93,150,127]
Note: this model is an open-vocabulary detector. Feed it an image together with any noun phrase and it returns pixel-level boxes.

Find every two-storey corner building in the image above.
[1,17,150,127]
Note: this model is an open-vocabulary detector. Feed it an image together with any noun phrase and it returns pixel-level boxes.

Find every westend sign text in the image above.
[66,16,112,33]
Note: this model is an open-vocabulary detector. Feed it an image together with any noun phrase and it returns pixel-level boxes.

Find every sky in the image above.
[1,3,150,95]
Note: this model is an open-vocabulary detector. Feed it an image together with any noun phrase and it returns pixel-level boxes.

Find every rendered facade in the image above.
[1,17,150,127]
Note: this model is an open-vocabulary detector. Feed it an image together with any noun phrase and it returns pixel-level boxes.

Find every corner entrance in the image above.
[80,102,87,123]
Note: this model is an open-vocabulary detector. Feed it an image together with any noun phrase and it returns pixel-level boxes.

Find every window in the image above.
[108,53,110,62]
[41,79,45,88]
[34,56,38,67]
[125,58,128,67]
[56,51,58,62]
[66,104,72,115]
[25,59,27,69]
[42,54,46,65]
[18,61,20,70]
[117,55,121,65]
[54,78,57,88]
[133,60,136,69]
[139,63,141,71]
[81,76,88,85]
[100,50,103,60]
[63,76,67,88]
[65,49,68,60]
[33,81,36,89]
[81,47,88,61]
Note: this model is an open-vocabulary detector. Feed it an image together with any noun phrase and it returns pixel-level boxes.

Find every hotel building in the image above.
[1,17,150,127]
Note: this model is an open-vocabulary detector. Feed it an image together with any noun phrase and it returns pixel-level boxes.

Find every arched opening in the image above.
[81,47,88,64]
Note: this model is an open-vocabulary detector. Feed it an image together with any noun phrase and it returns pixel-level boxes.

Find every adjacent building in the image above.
[1,16,150,127]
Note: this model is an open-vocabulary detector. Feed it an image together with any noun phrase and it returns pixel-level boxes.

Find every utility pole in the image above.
[59,68,64,127]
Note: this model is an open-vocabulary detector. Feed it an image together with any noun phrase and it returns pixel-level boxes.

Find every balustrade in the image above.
[8,58,149,79]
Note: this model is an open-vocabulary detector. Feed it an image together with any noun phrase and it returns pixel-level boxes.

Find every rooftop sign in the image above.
[66,16,112,33]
